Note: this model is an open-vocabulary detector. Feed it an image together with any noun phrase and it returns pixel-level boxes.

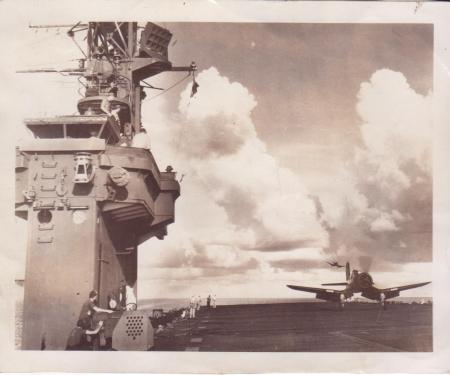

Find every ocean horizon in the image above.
[138,296,432,312]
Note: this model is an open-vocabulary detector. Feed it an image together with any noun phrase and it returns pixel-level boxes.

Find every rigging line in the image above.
[141,80,163,90]
[146,74,191,101]
[70,35,87,58]
[110,22,122,38]
[151,74,193,164]
[171,75,197,164]
[115,22,130,58]
[67,21,82,35]
[69,27,88,34]
[77,75,87,88]
[108,36,128,58]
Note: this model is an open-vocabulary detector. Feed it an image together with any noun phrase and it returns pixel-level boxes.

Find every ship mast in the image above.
[23,22,196,134]
[81,22,195,133]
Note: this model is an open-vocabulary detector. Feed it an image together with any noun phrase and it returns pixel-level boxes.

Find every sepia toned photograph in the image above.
[1,1,450,373]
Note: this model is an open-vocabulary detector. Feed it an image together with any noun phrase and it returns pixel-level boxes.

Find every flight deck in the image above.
[153,302,432,352]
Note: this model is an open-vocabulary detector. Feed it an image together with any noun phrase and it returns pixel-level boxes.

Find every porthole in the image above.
[37,209,52,224]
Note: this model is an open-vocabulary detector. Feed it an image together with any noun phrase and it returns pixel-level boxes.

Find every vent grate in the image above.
[125,315,144,340]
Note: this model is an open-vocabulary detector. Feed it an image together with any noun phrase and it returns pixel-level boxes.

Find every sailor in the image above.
[196,295,201,311]
[100,86,121,130]
[100,86,116,114]
[207,295,211,309]
[113,49,122,64]
[77,290,114,345]
[189,296,196,318]
[212,294,216,309]
[117,280,126,310]
[131,127,151,149]
[125,284,137,311]
[89,128,98,138]
[85,106,95,115]
[119,122,134,147]
[118,280,137,311]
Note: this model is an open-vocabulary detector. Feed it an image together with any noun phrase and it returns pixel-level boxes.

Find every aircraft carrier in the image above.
[153,301,432,352]
[14,21,433,353]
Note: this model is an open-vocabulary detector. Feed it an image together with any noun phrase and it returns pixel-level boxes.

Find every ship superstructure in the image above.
[15,22,194,350]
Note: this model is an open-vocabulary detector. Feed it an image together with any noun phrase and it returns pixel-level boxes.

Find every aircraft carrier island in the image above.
[15,22,194,350]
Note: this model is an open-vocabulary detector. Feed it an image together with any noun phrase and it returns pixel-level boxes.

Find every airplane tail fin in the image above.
[346,262,350,281]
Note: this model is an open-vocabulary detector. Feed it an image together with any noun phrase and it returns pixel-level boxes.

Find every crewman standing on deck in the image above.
[189,295,196,318]
[77,290,114,347]
[100,85,122,131]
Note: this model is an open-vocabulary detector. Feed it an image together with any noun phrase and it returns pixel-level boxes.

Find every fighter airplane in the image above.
[287,262,430,309]
[326,261,344,268]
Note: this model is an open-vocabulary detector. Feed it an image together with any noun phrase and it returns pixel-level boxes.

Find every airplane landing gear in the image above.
[339,294,345,311]
[380,293,386,310]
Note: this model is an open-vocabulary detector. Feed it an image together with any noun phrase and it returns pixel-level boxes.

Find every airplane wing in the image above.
[287,285,339,293]
[286,284,345,302]
[378,281,431,299]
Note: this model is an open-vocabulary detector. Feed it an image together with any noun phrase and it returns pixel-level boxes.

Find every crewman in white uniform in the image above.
[131,127,151,149]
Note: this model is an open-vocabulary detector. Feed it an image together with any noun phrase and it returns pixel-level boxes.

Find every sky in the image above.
[2,21,433,299]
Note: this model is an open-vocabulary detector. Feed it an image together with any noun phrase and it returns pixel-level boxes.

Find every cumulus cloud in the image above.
[357,69,432,170]
[370,214,399,233]
[140,67,329,296]
[317,69,432,266]
[137,67,431,298]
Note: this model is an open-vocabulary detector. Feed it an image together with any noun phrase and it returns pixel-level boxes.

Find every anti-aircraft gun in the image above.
[15,22,196,350]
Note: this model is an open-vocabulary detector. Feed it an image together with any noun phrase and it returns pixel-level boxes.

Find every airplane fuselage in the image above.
[346,271,374,295]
